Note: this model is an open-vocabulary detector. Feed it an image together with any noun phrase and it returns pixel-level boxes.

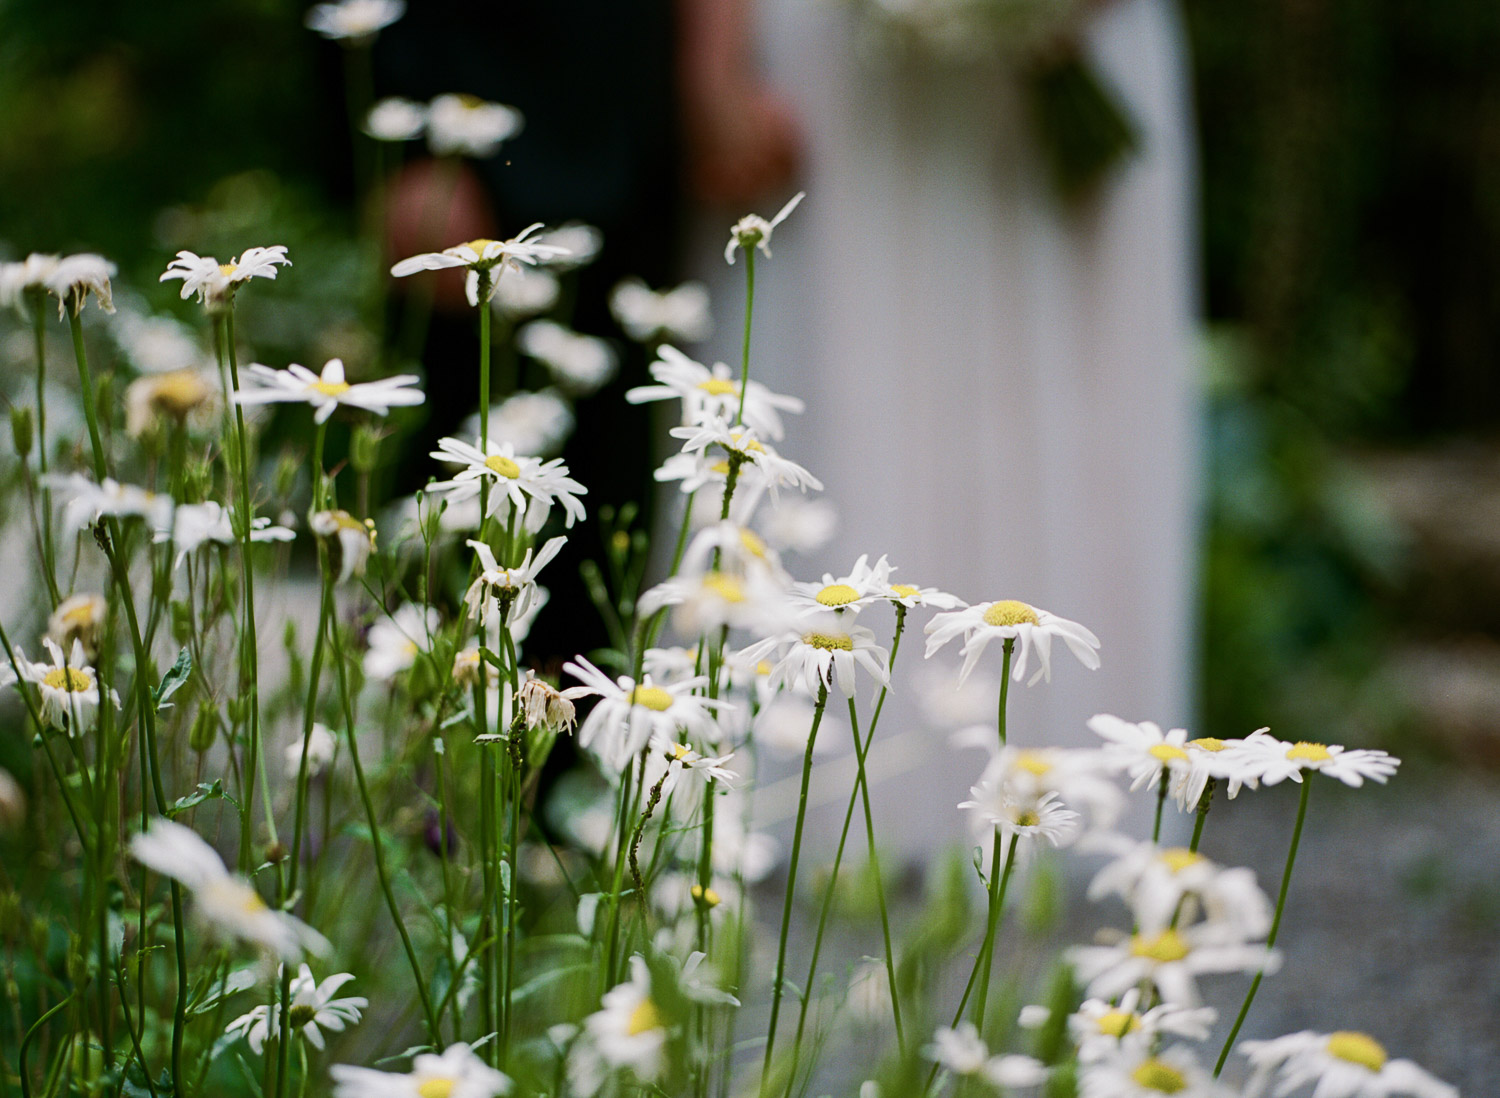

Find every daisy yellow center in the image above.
[1014,810,1040,827]
[150,371,211,414]
[612,530,630,552]
[1149,743,1189,763]
[1129,1059,1187,1094]
[61,602,98,626]
[816,583,860,607]
[457,94,485,109]
[671,743,692,761]
[43,668,91,692]
[1286,741,1332,763]
[334,513,374,534]
[627,998,663,1036]
[890,584,920,599]
[1160,848,1204,873]
[710,459,732,475]
[1327,1031,1387,1072]
[630,686,674,712]
[691,884,721,907]
[1131,929,1190,963]
[703,573,745,603]
[982,600,1038,628]
[1189,737,1226,751]
[739,528,767,558]
[803,632,854,652]
[218,262,238,277]
[698,378,737,396]
[241,891,269,914]
[1014,751,1052,776]
[756,660,772,676]
[1095,1010,1139,1037]
[308,379,351,397]
[728,433,765,454]
[417,1078,456,1098]
[484,454,521,478]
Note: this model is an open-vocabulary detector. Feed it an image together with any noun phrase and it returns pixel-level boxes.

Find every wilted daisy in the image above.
[331,1043,511,1098]
[125,369,216,436]
[130,819,328,959]
[1078,1043,1227,1098]
[741,612,889,698]
[463,536,565,624]
[285,723,337,780]
[1068,923,1275,1008]
[44,253,116,315]
[47,474,174,531]
[725,191,805,264]
[304,0,405,42]
[669,417,822,500]
[1239,1030,1457,1098]
[309,509,377,583]
[563,655,728,772]
[46,594,107,660]
[364,96,426,141]
[1084,836,1272,941]
[610,278,713,344]
[155,501,295,569]
[225,964,367,1054]
[491,264,559,318]
[583,955,668,1081]
[517,320,617,395]
[517,670,590,734]
[364,603,440,681]
[627,345,804,440]
[13,639,117,735]
[924,599,1101,687]
[428,435,587,528]
[234,358,423,424]
[425,93,523,158]
[1230,729,1401,789]
[160,245,289,307]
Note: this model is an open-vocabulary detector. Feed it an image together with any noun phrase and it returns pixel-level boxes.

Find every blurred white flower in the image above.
[111,308,205,373]
[1078,1043,1226,1098]
[364,603,440,681]
[309,509,377,583]
[305,0,405,42]
[130,818,328,959]
[759,496,838,554]
[155,501,295,569]
[0,254,60,313]
[234,357,423,424]
[1239,1030,1456,1098]
[726,191,805,264]
[125,369,217,436]
[1084,836,1272,942]
[364,97,426,141]
[534,222,603,270]
[46,473,173,531]
[331,1043,510,1098]
[46,594,107,661]
[1068,924,1275,1008]
[584,956,667,1081]
[425,94,523,158]
[610,278,713,344]
[464,388,574,457]
[517,320,617,395]
[285,723,337,780]
[490,264,559,318]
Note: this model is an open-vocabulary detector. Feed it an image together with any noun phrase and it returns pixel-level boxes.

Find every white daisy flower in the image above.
[462,536,565,624]
[516,320,617,395]
[364,603,440,681]
[46,474,174,532]
[1088,715,1195,796]
[1084,836,1273,942]
[1068,924,1276,1008]
[392,226,568,305]
[13,639,117,735]
[44,253,116,315]
[309,510,377,583]
[1059,991,1216,1065]
[583,955,668,1081]
[957,786,1080,854]
[160,245,289,307]
[740,612,889,698]
[465,388,575,457]
[304,0,405,41]
[955,742,1125,832]
[285,723,337,780]
[533,222,603,270]
[234,357,423,424]
[759,495,838,555]
[130,819,328,960]
[627,345,804,441]
[660,742,739,791]
[154,501,295,569]
[669,417,822,500]
[610,278,713,344]
[637,569,788,638]
[752,693,844,759]
[677,520,790,585]
[562,655,728,772]
[654,449,730,497]
[925,598,1100,687]
[1078,1043,1228,1098]
[1230,730,1401,789]
[364,96,426,141]
[725,191,805,264]
[1239,1030,1457,1098]
[787,553,893,617]
[0,254,60,312]
[429,435,587,528]
[490,264,559,318]
[424,94,523,158]
[331,1043,511,1098]
[225,965,367,1054]
[1172,733,1265,812]
[46,594,107,661]
[925,1023,1047,1089]
[111,309,205,374]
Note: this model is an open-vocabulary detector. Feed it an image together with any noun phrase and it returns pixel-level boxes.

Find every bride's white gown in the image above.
[692,0,1199,853]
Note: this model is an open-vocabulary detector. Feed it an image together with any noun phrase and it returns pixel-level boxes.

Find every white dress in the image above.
[691,0,1200,854]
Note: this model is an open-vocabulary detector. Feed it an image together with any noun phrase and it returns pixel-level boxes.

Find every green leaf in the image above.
[152,647,192,711]
[167,779,226,818]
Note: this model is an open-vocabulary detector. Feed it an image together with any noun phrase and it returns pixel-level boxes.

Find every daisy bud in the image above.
[10,404,32,458]
[690,884,720,909]
[453,647,482,687]
[349,424,380,474]
[189,708,218,753]
[265,841,289,865]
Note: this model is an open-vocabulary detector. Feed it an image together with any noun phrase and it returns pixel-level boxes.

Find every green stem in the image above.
[66,308,107,481]
[1151,780,1168,844]
[1213,777,1311,1076]
[735,250,755,427]
[18,995,73,1098]
[31,298,60,606]
[848,697,904,1049]
[1189,779,1215,853]
[759,683,828,1095]
[969,834,1019,1036]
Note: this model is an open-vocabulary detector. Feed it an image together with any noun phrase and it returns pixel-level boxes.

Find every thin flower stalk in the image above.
[1214,776,1311,1075]
[30,299,60,605]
